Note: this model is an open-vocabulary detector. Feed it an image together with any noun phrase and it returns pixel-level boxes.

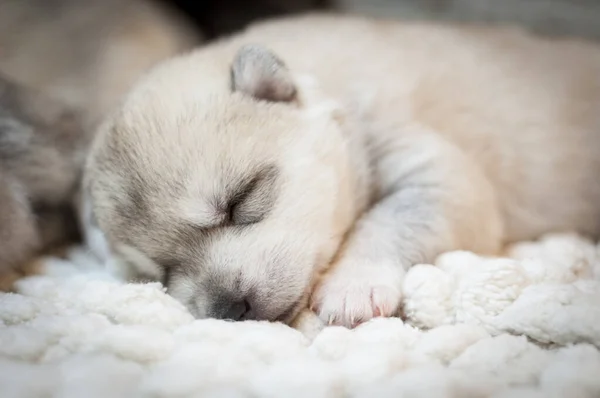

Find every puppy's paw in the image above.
[310,260,404,328]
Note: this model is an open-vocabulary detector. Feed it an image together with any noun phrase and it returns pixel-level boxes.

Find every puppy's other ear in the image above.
[231,44,297,103]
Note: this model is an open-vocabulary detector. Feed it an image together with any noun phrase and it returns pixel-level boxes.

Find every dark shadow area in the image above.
[154,0,334,39]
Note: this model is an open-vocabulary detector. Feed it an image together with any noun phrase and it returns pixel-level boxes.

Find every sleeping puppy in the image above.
[84,14,600,327]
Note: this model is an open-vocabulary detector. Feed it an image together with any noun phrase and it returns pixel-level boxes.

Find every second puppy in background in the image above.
[0,74,84,287]
[0,0,201,284]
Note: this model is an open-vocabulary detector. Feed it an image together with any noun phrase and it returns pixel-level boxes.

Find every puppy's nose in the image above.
[221,299,253,321]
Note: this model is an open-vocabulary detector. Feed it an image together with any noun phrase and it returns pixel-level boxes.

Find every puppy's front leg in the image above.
[311,133,503,327]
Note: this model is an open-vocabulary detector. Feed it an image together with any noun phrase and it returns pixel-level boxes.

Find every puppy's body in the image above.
[225,16,600,242]
[86,14,600,326]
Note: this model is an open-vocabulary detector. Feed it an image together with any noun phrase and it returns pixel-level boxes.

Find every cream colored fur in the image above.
[85,14,600,327]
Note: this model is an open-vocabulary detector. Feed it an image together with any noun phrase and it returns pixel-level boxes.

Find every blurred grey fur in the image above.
[339,0,600,40]
[0,0,201,276]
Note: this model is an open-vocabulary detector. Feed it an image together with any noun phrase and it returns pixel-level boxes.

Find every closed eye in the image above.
[225,200,242,225]
[225,174,262,225]
[162,266,172,287]
[183,165,280,231]
[222,164,279,226]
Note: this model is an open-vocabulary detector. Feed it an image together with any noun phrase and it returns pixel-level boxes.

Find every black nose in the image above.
[222,299,252,321]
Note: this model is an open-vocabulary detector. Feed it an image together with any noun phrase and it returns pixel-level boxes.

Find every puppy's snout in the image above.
[224,299,253,321]
[212,297,255,321]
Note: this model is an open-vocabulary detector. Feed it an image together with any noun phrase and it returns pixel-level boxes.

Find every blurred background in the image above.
[162,0,600,40]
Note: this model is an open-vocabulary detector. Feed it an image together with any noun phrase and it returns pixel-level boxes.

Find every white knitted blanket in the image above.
[1,233,599,398]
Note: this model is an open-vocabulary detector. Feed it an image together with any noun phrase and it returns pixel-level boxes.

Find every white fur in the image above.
[1,233,599,397]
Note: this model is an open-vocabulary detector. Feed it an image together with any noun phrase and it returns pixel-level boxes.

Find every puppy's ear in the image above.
[231,44,297,103]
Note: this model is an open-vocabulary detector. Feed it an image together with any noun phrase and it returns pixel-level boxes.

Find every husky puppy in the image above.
[85,14,600,327]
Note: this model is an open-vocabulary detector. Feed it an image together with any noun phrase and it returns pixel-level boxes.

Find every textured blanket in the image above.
[1,233,599,398]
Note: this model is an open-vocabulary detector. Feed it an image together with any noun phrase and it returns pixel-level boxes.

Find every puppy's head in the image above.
[86,45,359,323]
